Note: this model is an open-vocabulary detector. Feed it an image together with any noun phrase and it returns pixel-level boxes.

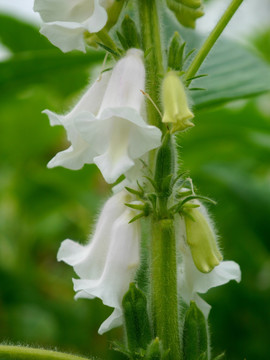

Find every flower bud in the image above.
[162,71,194,133]
[184,207,223,273]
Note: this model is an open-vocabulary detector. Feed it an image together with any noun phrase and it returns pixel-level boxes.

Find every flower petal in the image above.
[94,149,134,184]
[58,191,128,279]
[193,260,241,295]
[34,0,93,23]
[84,0,108,33]
[98,49,145,114]
[98,308,123,335]
[40,22,86,53]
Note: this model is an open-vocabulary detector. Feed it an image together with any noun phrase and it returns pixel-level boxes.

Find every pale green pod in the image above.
[184,207,223,273]
[162,71,194,133]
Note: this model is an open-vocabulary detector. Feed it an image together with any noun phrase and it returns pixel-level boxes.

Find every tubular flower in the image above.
[57,189,141,334]
[45,48,161,184]
[162,71,194,133]
[177,215,241,317]
[184,202,223,273]
[34,0,120,52]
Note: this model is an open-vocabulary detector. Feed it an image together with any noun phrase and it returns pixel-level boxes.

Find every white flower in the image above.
[45,49,162,183]
[57,189,141,334]
[177,215,241,317]
[34,0,116,52]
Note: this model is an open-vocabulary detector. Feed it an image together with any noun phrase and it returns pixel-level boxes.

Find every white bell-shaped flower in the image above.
[177,215,241,317]
[45,49,161,183]
[57,189,141,334]
[34,0,114,52]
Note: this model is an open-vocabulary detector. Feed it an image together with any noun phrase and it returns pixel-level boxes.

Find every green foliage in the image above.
[162,14,270,110]
[0,5,270,360]
[0,14,104,100]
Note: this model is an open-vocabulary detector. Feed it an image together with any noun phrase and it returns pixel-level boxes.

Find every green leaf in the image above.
[0,50,103,100]
[0,14,51,52]
[162,13,270,110]
[190,39,270,111]
[0,345,91,360]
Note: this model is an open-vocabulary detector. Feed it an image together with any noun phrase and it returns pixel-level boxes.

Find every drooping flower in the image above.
[177,215,241,317]
[184,204,223,273]
[34,0,123,52]
[162,71,194,133]
[45,48,162,184]
[57,189,141,334]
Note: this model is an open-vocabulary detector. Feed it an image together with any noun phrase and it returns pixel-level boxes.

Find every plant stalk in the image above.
[151,219,181,359]
[0,345,89,360]
[185,0,244,85]
[137,0,164,130]
[137,1,181,358]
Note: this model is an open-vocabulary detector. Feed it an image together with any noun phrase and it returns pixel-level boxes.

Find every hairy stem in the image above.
[151,219,181,360]
[0,345,89,360]
[137,0,164,130]
[185,0,244,85]
[137,1,181,359]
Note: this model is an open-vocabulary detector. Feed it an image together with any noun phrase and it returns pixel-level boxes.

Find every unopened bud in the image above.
[184,207,223,273]
[162,71,194,133]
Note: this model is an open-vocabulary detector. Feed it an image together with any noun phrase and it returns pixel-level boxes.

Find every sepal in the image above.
[183,301,208,360]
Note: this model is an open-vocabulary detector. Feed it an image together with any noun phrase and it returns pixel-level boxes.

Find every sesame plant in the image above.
[1,0,270,359]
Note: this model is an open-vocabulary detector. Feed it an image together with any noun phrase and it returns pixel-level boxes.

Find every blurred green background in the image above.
[0,5,270,360]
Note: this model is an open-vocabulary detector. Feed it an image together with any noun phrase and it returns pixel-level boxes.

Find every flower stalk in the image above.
[185,0,244,85]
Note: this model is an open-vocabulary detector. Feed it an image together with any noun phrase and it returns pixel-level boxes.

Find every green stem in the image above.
[137,0,164,130]
[137,1,181,358]
[0,345,89,360]
[151,219,181,360]
[185,0,244,85]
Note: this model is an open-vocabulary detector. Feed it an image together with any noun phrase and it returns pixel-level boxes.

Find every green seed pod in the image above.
[154,132,175,195]
[184,206,223,273]
[122,283,152,352]
[183,301,208,360]
[162,71,194,133]
[166,0,204,29]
